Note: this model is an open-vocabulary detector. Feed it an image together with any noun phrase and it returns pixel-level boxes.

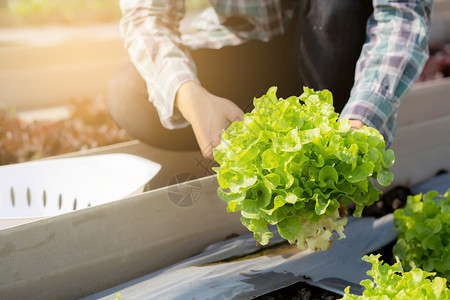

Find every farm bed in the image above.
[83,181,422,300]
[1,78,449,299]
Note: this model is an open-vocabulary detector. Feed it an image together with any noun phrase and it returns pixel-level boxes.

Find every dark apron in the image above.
[191,0,373,113]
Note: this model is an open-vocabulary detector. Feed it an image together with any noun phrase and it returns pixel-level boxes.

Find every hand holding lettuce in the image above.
[213,87,395,251]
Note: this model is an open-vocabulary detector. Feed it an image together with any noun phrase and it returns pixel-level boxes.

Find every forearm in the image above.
[341,0,432,146]
[119,0,200,129]
[175,80,204,123]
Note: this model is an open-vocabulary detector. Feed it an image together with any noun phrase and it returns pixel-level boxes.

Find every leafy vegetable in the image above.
[340,254,450,299]
[213,87,395,251]
[393,189,450,283]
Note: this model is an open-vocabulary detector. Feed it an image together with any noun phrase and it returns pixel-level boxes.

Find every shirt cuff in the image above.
[340,89,399,146]
[151,63,200,130]
[341,90,396,128]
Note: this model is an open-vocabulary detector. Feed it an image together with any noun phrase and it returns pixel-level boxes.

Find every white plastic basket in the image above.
[0,153,161,229]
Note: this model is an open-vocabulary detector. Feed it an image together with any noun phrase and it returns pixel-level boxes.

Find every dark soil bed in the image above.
[257,282,341,300]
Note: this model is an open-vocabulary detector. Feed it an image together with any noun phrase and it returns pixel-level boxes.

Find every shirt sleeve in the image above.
[340,0,433,147]
[119,0,200,129]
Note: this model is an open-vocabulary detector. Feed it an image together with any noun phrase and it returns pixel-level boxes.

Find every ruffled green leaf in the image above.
[377,169,394,187]
[214,86,395,250]
[277,216,302,240]
[381,149,395,167]
[261,148,283,169]
[345,161,374,183]
[319,165,339,187]
[241,199,260,219]
[264,173,281,190]
[393,189,449,283]
[236,145,260,163]
[217,188,246,212]
[261,195,286,216]
[241,217,273,245]
[341,254,450,299]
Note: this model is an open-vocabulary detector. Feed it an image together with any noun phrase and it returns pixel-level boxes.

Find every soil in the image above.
[257,283,340,300]
[0,97,132,166]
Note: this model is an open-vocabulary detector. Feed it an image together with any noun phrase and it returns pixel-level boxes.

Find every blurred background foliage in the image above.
[0,0,210,27]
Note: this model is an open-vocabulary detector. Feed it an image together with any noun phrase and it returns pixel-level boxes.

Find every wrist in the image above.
[349,119,365,130]
[175,81,204,122]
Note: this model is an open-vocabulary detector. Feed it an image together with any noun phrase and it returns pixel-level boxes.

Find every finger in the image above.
[225,111,244,129]
[349,119,364,130]
[224,101,245,123]
[202,140,219,160]
[203,148,214,160]
[234,110,245,122]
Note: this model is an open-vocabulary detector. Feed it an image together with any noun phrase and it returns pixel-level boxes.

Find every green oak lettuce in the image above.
[340,254,449,299]
[213,87,395,251]
[393,189,450,283]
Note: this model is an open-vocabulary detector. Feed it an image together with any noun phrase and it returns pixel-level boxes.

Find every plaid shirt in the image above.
[119,0,432,146]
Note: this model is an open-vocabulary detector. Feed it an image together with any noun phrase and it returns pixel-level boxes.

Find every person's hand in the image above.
[175,81,244,159]
[349,119,365,130]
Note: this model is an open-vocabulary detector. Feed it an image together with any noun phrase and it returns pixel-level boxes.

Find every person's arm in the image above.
[341,0,433,146]
[175,81,244,158]
[119,0,199,129]
[120,1,244,157]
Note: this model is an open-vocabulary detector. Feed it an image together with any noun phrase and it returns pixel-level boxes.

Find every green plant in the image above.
[213,87,395,251]
[393,189,450,282]
[340,254,449,299]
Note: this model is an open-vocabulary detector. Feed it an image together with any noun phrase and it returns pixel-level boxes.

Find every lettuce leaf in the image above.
[340,254,450,299]
[214,87,395,251]
[393,189,450,283]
